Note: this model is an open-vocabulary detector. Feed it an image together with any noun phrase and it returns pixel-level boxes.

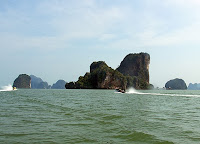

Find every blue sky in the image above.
[1,0,200,88]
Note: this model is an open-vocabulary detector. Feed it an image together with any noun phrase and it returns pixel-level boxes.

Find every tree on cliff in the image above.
[66,61,127,89]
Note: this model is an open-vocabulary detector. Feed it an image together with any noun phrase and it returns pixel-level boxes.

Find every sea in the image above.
[0,86,200,144]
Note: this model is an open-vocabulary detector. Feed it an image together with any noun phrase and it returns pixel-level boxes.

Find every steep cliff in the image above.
[65,61,127,89]
[117,53,150,89]
[89,61,127,89]
[65,53,151,90]
[52,80,66,89]
[165,78,187,90]
[13,74,31,88]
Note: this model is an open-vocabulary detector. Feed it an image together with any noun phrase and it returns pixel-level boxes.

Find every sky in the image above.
[1,0,200,88]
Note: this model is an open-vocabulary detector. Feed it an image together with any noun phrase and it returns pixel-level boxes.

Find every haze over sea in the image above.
[1,88,200,143]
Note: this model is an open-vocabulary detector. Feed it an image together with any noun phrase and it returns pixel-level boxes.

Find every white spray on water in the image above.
[0,84,14,91]
[126,87,141,94]
[125,87,200,98]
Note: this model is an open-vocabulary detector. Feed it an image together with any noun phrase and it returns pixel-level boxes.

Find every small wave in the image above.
[0,84,14,92]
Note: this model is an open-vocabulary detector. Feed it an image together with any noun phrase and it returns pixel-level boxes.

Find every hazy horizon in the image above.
[1,0,200,88]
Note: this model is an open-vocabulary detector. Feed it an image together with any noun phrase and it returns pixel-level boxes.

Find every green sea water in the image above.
[0,89,200,144]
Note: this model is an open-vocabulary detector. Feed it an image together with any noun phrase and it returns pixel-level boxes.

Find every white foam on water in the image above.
[126,87,142,94]
[125,87,200,98]
[0,84,14,92]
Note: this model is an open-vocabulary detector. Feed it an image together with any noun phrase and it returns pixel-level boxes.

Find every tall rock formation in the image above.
[13,74,31,88]
[52,80,66,89]
[65,52,151,90]
[89,61,127,89]
[65,61,127,89]
[117,53,150,89]
[165,78,187,90]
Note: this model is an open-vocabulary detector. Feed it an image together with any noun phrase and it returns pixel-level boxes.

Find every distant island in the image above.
[30,75,51,89]
[13,74,31,89]
[13,74,66,89]
[51,80,66,89]
[165,78,187,90]
[11,54,200,91]
[188,83,200,90]
[65,52,151,90]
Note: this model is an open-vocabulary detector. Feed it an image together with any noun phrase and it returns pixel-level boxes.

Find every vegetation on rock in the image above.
[66,53,151,90]
[89,61,127,89]
[66,61,127,89]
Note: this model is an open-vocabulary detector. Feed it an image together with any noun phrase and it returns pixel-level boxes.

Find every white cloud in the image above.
[38,0,125,38]
[1,0,200,52]
[165,0,200,6]
[0,33,69,51]
[0,0,128,51]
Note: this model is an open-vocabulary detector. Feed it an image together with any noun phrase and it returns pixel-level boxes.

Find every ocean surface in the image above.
[0,88,200,144]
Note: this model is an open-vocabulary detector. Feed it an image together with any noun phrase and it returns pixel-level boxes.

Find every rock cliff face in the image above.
[52,80,66,89]
[117,53,150,89]
[89,61,127,89]
[66,52,151,90]
[13,74,31,88]
[165,78,187,90]
[30,75,51,89]
[65,61,127,89]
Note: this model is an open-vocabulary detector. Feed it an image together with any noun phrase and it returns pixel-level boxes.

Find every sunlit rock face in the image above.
[117,53,150,89]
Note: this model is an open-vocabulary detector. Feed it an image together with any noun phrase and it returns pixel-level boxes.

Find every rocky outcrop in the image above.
[117,53,150,89]
[188,83,200,90]
[52,80,66,89]
[165,78,187,90]
[30,75,43,88]
[13,74,31,88]
[30,75,51,89]
[65,61,127,89]
[66,52,151,90]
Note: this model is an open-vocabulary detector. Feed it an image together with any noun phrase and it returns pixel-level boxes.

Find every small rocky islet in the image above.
[13,75,65,89]
[165,78,187,90]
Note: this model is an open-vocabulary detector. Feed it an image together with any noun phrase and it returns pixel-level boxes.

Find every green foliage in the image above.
[66,61,127,89]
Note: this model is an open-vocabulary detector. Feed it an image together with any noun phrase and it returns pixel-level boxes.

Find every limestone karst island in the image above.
[13,52,152,90]
[65,52,151,90]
